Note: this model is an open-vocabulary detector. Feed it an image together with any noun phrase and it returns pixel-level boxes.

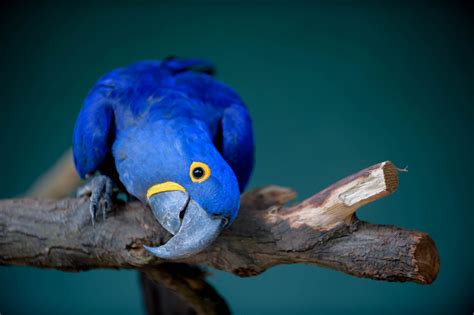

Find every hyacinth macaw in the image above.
[73,58,254,259]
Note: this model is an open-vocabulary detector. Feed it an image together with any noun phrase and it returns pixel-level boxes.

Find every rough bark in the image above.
[0,161,439,285]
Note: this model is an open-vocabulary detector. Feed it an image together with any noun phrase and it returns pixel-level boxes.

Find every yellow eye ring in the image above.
[189,162,211,183]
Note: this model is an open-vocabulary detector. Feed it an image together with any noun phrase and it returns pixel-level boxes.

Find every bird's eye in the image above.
[189,162,211,183]
[193,167,204,179]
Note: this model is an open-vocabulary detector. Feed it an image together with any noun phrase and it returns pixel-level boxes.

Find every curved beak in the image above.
[144,182,227,259]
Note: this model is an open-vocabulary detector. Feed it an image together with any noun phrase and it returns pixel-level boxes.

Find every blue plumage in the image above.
[73,59,254,227]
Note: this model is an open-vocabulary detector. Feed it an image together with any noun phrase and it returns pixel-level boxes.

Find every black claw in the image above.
[90,207,96,226]
[91,204,98,215]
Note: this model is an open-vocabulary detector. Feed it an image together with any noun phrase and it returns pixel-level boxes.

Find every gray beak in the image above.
[145,190,227,259]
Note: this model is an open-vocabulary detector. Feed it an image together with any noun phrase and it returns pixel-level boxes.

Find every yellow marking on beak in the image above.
[146,181,186,200]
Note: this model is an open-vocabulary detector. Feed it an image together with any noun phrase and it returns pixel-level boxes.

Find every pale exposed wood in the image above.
[0,161,440,285]
[265,161,398,230]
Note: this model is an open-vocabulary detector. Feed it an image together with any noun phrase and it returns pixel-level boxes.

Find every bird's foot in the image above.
[77,175,114,226]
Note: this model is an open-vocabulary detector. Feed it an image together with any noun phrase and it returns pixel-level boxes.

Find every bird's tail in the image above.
[162,56,215,75]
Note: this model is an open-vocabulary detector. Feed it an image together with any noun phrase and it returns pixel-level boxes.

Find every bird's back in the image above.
[74,58,254,191]
[85,59,246,136]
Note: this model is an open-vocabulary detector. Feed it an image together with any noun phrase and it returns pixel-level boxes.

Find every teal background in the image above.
[0,1,472,314]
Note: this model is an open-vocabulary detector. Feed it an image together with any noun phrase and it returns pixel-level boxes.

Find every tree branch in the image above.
[0,161,439,285]
[142,264,230,315]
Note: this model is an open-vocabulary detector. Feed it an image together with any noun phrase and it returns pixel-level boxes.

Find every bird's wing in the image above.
[72,85,115,179]
[215,104,255,192]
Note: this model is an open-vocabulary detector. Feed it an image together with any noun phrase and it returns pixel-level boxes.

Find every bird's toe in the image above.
[77,175,115,226]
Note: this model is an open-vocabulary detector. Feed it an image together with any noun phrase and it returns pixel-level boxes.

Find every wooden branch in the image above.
[140,269,196,315]
[0,161,439,285]
[142,264,230,315]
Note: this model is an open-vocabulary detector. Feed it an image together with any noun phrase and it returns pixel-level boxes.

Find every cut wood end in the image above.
[413,233,440,284]
[382,161,399,194]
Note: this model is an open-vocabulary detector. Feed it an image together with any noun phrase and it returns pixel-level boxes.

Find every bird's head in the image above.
[114,123,240,259]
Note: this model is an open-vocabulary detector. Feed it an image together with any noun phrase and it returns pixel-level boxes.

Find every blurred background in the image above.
[0,1,472,314]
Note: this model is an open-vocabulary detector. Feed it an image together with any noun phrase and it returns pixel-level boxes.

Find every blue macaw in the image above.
[73,58,254,259]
